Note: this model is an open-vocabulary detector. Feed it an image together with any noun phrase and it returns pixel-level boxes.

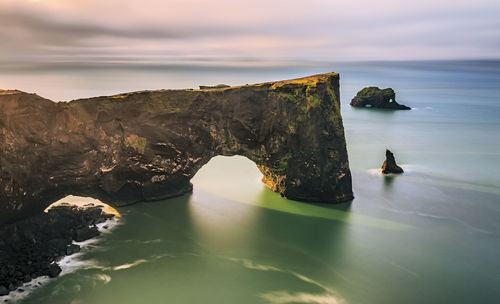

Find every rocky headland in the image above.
[0,73,353,226]
[350,87,411,110]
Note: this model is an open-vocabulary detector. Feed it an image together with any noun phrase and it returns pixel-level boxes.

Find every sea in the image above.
[1,60,499,304]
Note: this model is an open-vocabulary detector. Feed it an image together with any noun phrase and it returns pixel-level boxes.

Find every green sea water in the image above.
[1,60,499,303]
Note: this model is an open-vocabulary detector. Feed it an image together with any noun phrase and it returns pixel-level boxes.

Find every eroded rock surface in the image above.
[0,73,353,225]
[350,87,411,110]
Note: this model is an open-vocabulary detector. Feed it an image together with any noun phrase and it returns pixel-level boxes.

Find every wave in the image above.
[375,205,494,235]
[261,291,346,304]
[411,106,433,110]
[221,257,347,304]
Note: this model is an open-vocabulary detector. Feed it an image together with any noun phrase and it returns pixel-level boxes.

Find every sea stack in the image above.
[381,149,404,174]
[350,87,411,110]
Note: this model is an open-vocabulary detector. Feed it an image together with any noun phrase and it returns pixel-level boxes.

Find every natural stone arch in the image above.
[0,73,353,225]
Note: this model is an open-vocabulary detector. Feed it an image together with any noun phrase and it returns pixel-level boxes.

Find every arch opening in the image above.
[190,155,265,201]
[45,195,120,217]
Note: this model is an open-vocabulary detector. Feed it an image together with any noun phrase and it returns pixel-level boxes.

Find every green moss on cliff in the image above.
[277,152,292,173]
[278,92,297,102]
[145,92,193,113]
[270,78,318,90]
[306,95,321,108]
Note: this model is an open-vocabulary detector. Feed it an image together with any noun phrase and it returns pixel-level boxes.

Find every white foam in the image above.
[142,238,162,244]
[111,259,148,271]
[94,274,111,285]
[60,218,121,275]
[224,257,346,304]
[0,276,51,303]
[367,164,413,176]
[261,291,346,304]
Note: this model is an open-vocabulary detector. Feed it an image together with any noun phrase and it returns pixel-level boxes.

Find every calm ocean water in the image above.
[1,60,499,303]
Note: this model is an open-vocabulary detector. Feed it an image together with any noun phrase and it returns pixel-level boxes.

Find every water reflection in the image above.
[383,175,396,190]
[187,156,353,303]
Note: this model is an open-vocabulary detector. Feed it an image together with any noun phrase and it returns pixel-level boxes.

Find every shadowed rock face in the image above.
[350,87,411,110]
[0,73,353,225]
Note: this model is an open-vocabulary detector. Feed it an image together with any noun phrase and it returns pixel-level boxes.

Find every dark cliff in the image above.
[0,73,353,225]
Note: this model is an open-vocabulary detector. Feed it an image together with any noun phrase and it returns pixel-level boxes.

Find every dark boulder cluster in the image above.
[350,87,411,110]
[0,204,114,296]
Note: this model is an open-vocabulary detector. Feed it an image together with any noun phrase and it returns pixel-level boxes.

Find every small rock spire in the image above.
[381,149,404,174]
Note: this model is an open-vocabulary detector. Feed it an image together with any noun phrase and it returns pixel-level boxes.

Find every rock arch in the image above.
[0,73,353,225]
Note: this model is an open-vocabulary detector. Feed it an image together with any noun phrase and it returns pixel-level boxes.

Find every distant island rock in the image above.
[0,73,353,226]
[350,87,411,110]
[381,149,404,174]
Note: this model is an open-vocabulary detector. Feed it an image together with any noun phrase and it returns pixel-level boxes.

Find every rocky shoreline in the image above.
[0,204,115,296]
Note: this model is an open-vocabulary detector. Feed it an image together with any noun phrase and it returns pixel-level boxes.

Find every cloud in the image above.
[0,11,248,48]
[0,0,499,62]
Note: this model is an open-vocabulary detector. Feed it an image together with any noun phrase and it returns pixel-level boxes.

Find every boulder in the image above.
[47,263,62,278]
[66,244,81,255]
[73,226,100,242]
[0,285,8,296]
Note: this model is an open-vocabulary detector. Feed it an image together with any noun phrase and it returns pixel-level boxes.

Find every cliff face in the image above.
[0,73,353,225]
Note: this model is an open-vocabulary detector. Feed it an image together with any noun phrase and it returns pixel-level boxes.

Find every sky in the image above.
[1,0,499,64]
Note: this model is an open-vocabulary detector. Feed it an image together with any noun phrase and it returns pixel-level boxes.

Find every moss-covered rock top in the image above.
[199,84,230,89]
